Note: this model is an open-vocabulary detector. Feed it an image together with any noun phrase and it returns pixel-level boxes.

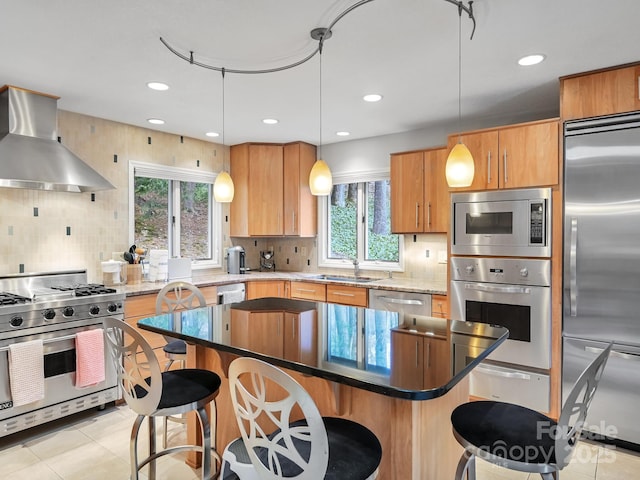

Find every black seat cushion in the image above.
[251,417,382,479]
[163,339,187,355]
[135,369,221,410]
[451,401,558,465]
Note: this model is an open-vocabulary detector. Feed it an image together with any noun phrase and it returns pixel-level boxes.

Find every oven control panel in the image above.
[450,256,551,287]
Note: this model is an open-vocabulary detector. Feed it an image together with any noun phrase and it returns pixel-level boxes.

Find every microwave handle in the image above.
[569,217,578,317]
[464,283,531,295]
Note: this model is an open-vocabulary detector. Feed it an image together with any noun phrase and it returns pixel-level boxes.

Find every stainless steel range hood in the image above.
[0,85,114,192]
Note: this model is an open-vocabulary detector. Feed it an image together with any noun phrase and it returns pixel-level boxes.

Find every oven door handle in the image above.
[475,364,531,380]
[463,283,531,295]
[0,333,81,352]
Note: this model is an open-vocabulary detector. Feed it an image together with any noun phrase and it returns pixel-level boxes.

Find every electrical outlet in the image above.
[425,249,430,258]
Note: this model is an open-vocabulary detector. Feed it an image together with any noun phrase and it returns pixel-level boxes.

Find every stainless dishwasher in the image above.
[368,289,431,321]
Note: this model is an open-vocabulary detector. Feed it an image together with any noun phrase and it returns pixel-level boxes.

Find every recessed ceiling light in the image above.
[147,118,165,125]
[518,54,545,66]
[363,94,382,102]
[336,131,350,137]
[262,118,279,125]
[147,82,169,91]
[205,132,220,138]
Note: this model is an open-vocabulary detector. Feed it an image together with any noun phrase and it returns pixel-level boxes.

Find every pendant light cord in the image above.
[221,68,226,149]
[457,6,462,144]
[319,49,323,160]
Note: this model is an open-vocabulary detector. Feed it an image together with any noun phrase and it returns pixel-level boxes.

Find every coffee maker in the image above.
[260,250,275,271]
[227,246,246,274]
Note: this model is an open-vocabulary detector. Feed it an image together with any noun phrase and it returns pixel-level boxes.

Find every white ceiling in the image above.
[1,0,639,147]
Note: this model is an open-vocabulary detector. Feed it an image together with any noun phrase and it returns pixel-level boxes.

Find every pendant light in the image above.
[446,2,475,188]
[213,68,235,202]
[309,32,333,196]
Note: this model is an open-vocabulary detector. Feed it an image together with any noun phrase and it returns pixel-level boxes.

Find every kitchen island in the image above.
[137,297,507,479]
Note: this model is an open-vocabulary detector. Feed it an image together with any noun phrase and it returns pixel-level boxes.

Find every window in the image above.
[129,162,222,267]
[320,177,402,271]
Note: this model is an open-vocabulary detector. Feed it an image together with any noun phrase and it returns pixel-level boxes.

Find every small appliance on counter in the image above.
[227,246,246,274]
[101,259,126,285]
[260,250,275,271]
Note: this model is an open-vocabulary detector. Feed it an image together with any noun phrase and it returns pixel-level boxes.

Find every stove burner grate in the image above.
[50,283,117,296]
[0,292,32,305]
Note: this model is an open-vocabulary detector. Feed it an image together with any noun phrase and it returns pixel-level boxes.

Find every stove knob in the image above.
[63,306,75,317]
[107,303,118,313]
[520,268,529,277]
[43,309,56,321]
[89,305,100,315]
[10,316,23,327]
[465,265,475,275]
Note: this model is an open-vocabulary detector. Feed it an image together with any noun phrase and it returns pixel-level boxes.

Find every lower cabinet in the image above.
[326,284,368,307]
[289,281,326,301]
[431,294,448,319]
[246,280,287,299]
[390,329,450,390]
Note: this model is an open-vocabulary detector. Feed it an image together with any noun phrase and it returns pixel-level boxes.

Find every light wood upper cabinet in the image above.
[283,142,317,236]
[448,119,559,191]
[390,146,449,233]
[560,63,640,120]
[230,142,316,237]
[498,120,559,188]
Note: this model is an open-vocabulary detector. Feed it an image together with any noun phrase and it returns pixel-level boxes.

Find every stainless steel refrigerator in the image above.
[563,111,640,446]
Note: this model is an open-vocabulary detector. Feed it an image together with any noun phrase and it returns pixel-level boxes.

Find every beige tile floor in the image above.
[0,404,639,479]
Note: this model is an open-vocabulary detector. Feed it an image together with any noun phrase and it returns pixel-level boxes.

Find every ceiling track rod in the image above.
[160,0,376,75]
[443,0,476,40]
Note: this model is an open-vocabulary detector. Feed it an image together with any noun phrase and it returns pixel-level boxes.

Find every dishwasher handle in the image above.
[375,296,424,306]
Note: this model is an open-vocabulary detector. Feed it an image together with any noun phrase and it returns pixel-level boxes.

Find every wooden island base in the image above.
[186,345,468,480]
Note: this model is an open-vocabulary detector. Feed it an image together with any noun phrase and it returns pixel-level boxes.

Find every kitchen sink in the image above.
[309,274,380,283]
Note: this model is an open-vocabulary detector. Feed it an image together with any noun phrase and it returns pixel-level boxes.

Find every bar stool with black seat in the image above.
[103,317,221,480]
[451,342,612,480]
[220,356,382,480]
[156,281,207,370]
[156,281,208,448]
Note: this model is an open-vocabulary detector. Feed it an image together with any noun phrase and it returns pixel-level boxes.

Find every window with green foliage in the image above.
[321,179,402,270]
[129,162,222,266]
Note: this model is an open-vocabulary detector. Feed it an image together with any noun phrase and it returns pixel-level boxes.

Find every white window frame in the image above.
[128,161,223,269]
[318,170,404,272]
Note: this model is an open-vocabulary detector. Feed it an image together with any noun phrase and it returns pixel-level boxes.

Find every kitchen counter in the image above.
[137,297,506,479]
[122,270,447,297]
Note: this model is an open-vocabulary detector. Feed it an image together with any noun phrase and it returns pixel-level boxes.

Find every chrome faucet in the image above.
[352,258,360,278]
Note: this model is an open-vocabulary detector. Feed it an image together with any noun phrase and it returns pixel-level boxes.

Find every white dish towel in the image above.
[9,339,45,407]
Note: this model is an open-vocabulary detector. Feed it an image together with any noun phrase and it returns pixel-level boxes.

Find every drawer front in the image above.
[431,294,448,318]
[290,281,326,301]
[326,284,368,307]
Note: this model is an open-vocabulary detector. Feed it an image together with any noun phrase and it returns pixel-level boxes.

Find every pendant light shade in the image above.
[309,159,332,196]
[446,142,475,187]
[213,171,234,202]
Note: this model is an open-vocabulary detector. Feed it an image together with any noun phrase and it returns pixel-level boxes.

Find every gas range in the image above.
[0,270,125,338]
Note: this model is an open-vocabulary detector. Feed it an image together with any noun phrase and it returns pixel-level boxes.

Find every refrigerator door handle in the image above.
[570,217,578,316]
[585,345,640,361]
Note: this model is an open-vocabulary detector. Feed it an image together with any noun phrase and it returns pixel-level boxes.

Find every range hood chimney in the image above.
[0,85,114,192]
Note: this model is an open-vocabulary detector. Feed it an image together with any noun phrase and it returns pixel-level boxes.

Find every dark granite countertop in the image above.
[137,297,507,401]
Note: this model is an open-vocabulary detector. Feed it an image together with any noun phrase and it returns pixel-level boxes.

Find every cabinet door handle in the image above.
[487,151,491,184]
[426,341,431,368]
[427,202,432,227]
[297,288,317,293]
[292,212,296,232]
[415,340,420,367]
[503,148,508,184]
[332,292,355,297]
[415,202,420,229]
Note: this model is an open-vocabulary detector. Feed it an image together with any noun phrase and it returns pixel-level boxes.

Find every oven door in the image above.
[0,323,117,420]
[450,280,551,369]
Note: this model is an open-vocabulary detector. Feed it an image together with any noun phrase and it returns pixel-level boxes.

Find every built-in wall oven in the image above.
[450,256,552,412]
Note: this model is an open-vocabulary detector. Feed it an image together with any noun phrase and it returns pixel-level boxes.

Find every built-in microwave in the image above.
[451,188,551,257]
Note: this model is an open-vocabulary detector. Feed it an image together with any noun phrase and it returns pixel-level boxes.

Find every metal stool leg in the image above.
[455,450,476,480]
[130,415,145,480]
[149,416,157,480]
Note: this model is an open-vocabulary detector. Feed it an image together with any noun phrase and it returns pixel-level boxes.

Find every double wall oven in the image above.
[450,188,552,412]
[0,270,124,437]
